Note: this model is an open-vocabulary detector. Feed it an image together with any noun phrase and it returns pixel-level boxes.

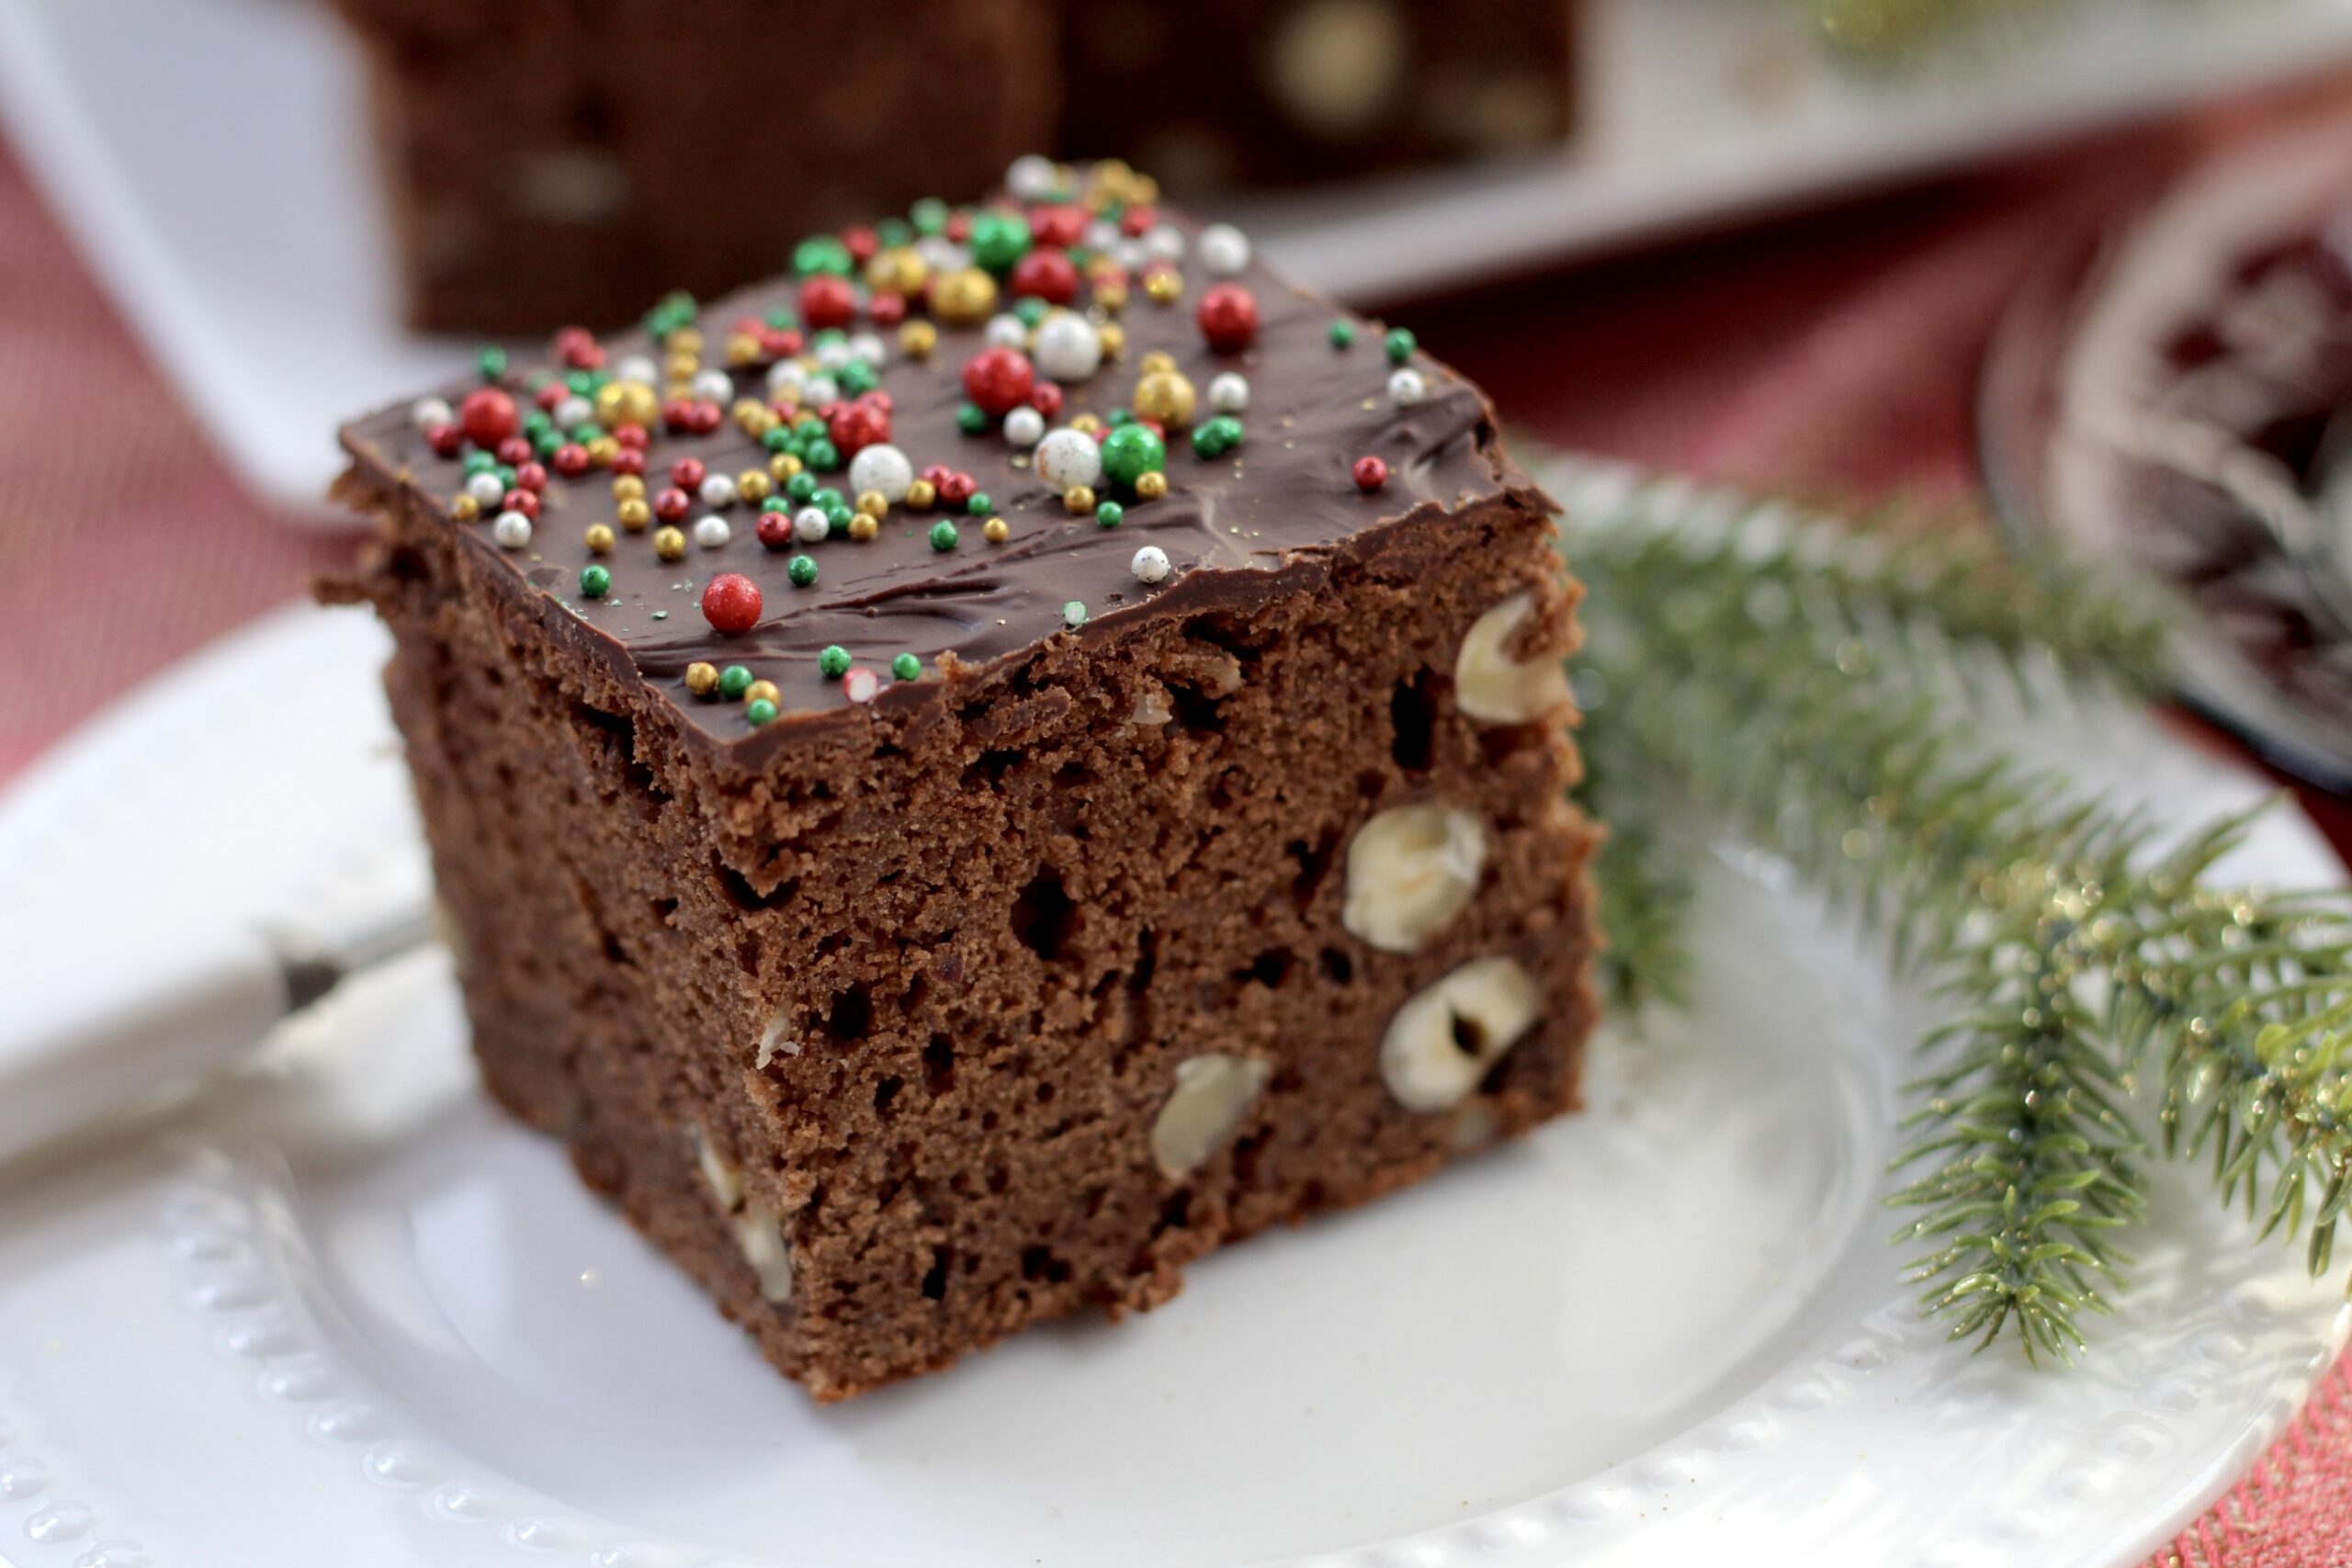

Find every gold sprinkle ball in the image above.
[670,327,704,355]
[982,516,1011,544]
[652,525,687,561]
[867,246,927,296]
[1134,368,1197,427]
[1096,322,1126,359]
[1139,351,1178,377]
[737,470,772,503]
[1136,470,1170,501]
[612,474,647,502]
[1094,278,1129,313]
[744,679,781,707]
[905,478,938,511]
[664,350,699,382]
[617,497,652,531]
[1144,267,1182,306]
[1069,412,1103,434]
[769,451,805,482]
[684,661,719,697]
[1063,484,1096,514]
[725,332,762,367]
[854,490,888,518]
[451,492,481,522]
[586,434,619,468]
[899,320,938,359]
[933,266,998,326]
[596,380,659,429]
[584,523,616,554]
[847,513,880,542]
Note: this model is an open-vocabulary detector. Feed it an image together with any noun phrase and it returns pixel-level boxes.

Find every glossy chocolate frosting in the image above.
[339,189,1535,764]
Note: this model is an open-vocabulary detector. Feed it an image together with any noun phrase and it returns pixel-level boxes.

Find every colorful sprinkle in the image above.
[890,652,922,681]
[579,564,611,598]
[718,664,753,700]
[685,661,719,697]
[788,554,820,587]
[701,573,763,634]
[819,645,852,679]
[930,520,960,552]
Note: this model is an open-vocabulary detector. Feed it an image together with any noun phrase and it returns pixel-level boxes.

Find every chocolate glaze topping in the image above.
[340,192,1537,765]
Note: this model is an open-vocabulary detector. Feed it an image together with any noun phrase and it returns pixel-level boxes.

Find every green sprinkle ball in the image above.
[579,565,611,599]
[1329,319,1356,349]
[793,235,853,277]
[786,471,819,502]
[1191,415,1245,458]
[890,652,922,682]
[1384,327,1417,364]
[787,555,819,587]
[1062,601,1088,627]
[1100,423,1167,491]
[718,664,753,701]
[910,197,949,237]
[804,438,841,471]
[930,520,960,552]
[745,697,779,727]
[1095,500,1125,529]
[476,344,507,381]
[818,645,852,679]
[956,401,989,435]
[967,210,1032,274]
[966,492,991,516]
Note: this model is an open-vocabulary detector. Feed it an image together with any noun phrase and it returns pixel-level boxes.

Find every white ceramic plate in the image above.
[6,0,2352,518]
[0,461,2346,1568]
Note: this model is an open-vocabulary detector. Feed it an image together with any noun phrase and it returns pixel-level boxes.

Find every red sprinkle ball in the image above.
[425,423,463,458]
[799,274,856,332]
[827,392,893,457]
[701,573,763,636]
[756,511,795,550]
[1010,249,1080,306]
[1030,203,1086,249]
[1029,381,1064,418]
[1196,283,1259,353]
[458,388,518,448]
[671,457,707,491]
[1352,455,1389,493]
[961,346,1035,416]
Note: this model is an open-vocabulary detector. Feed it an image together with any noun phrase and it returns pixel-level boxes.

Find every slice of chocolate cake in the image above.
[327,158,1600,1401]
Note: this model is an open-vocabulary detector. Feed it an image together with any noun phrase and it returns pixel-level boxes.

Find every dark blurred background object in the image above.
[333,0,1061,333]
[1059,0,1577,197]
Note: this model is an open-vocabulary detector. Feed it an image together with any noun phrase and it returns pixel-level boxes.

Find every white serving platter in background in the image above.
[4,0,2352,519]
[0,457,2346,1567]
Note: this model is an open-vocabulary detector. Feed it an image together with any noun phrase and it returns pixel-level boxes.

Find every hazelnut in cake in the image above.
[326,159,1600,1401]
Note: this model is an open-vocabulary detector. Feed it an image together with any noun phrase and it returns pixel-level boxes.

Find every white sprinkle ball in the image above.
[1006,153,1059,201]
[793,506,831,545]
[1034,428,1102,490]
[802,373,841,407]
[847,332,887,366]
[918,235,967,272]
[1197,223,1251,277]
[1113,237,1148,273]
[553,394,594,429]
[693,515,731,549]
[699,474,738,509]
[1132,545,1171,584]
[1003,406,1046,447]
[1143,224,1187,264]
[614,354,659,388]
[1031,310,1102,382]
[1063,601,1089,628]
[985,313,1029,350]
[411,395,454,430]
[842,666,881,705]
[1208,372,1250,413]
[815,338,854,371]
[1387,367,1429,407]
[465,472,506,505]
[1084,218,1121,252]
[689,368,732,404]
[492,511,533,549]
[846,443,914,502]
[766,360,808,397]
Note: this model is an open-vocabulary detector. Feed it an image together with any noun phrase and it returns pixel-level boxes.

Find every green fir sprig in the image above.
[1564,473,2352,1360]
